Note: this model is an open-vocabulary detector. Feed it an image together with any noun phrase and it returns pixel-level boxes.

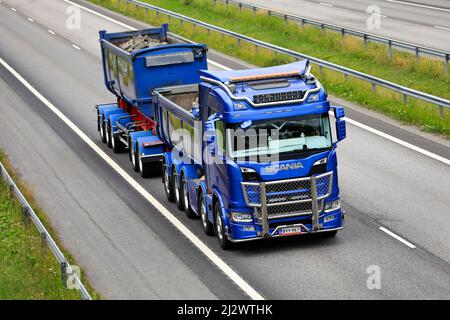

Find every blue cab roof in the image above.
[199,60,309,83]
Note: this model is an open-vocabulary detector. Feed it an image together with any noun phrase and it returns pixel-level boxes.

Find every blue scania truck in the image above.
[96,25,347,249]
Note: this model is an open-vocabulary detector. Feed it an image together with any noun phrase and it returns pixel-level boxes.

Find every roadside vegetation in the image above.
[91,0,450,138]
[0,152,97,300]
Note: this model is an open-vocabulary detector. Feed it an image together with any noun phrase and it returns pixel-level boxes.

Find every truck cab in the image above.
[155,60,346,249]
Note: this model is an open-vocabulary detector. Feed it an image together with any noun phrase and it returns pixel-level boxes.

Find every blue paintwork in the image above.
[99,25,208,118]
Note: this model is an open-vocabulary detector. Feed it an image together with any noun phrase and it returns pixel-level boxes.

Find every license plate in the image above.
[278,226,303,236]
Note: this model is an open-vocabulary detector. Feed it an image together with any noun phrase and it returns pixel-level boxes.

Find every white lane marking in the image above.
[0,57,264,301]
[10,7,16,12]
[379,227,416,248]
[344,117,450,166]
[65,0,450,167]
[434,25,450,32]
[319,2,333,7]
[72,44,81,50]
[28,17,34,22]
[48,29,56,35]
[386,0,450,13]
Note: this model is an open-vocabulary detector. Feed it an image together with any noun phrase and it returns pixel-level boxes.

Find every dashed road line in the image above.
[380,227,416,249]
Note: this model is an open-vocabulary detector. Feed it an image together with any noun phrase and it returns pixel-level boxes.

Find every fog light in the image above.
[243,226,255,232]
[324,215,335,223]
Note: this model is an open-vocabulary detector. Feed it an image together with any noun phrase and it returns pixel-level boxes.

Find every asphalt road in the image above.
[0,0,449,299]
[242,0,450,51]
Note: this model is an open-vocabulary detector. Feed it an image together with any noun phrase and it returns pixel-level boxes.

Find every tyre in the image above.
[214,202,232,250]
[131,143,139,172]
[137,145,151,178]
[99,116,106,143]
[162,159,175,202]
[106,119,113,148]
[199,193,214,236]
[181,173,196,219]
[174,168,184,210]
[112,132,126,153]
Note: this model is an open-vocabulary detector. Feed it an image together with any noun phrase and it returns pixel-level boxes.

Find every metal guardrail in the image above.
[215,0,450,71]
[123,0,450,116]
[0,160,92,301]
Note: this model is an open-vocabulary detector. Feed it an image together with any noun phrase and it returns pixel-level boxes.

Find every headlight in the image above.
[241,167,256,173]
[313,158,327,166]
[307,93,320,103]
[234,102,248,110]
[231,212,253,222]
[324,200,341,212]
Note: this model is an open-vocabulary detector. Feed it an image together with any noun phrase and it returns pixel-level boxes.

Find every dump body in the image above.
[99,24,208,118]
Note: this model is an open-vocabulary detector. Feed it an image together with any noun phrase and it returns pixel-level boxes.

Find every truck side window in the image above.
[207,93,221,118]
[215,120,226,156]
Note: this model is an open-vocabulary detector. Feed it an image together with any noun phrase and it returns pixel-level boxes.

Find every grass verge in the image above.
[90,0,450,138]
[0,151,98,300]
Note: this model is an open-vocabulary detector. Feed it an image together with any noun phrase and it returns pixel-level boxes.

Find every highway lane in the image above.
[1,0,450,299]
[241,0,450,51]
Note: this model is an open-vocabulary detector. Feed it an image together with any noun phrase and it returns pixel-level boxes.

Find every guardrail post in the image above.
[268,10,271,17]
[403,93,408,105]
[363,34,368,50]
[388,40,392,60]
[445,54,449,75]
[41,232,47,256]
[344,73,349,81]
[252,6,256,15]
[372,83,376,95]
[61,261,68,287]
[341,29,345,49]
[237,38,240,47]
[9,184,15,199]
[439,106,444,118]
[319,65,323,77]
[238,3,242,12]
[22,207,30,229]
[284,14,288,24]
[415,47,419,62]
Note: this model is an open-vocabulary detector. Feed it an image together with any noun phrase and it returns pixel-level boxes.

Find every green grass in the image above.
[90,0,450,138]
[0,152,98,300]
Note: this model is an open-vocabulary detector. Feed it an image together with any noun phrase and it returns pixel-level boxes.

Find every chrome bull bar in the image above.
[241,172,333,237]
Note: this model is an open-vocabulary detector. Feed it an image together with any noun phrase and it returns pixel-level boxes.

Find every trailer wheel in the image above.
[131,143,139,172]
[112,132,126,153]
[181,173,196,219]
[99,116,106,143]
[106,120,113,148]
[137,145,151,178]
[214,202,232,250]
[174,168,184,210]
[199,193,214,236]
[162,159,175,202]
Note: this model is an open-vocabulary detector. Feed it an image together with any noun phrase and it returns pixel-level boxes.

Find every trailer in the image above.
[96,24,207,176]
[97,25,347,249]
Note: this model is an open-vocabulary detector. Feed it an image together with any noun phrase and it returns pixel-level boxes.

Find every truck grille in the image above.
[241,172,332,219]
[253,90,305,105]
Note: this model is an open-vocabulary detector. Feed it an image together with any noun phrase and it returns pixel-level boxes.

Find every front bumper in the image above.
[228,209,344,243]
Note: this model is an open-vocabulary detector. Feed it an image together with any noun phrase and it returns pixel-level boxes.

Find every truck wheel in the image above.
[137,145,150,178]
[99,117,106,143]
[131,143,139,172]
[106,120,113,148]
[199,193,214,236]
[112,133,126,153]
[215,202,232,250]
[181,173,196,219]
[174,168,184,210]
[162,160,175,202]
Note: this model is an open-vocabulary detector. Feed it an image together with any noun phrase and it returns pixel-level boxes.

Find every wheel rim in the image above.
[100,121,104,138]
[106,125,110,144]
[164,166,170,194]
[216,214,223,241]
[183,178,189,209]
[132,149,136,167]
[174,174,179,202]
[201,200,207,228]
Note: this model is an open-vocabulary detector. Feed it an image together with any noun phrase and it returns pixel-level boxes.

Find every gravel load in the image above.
[118,35,168,52]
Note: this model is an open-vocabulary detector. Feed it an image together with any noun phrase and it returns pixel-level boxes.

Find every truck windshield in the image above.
[226,113,332,161]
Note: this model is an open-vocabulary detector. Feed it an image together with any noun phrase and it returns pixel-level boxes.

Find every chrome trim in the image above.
[229,226,343,243]
[200,76,321,108]
[141,153,164,159]
[311,175,319,231]
[259,182,269,237]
